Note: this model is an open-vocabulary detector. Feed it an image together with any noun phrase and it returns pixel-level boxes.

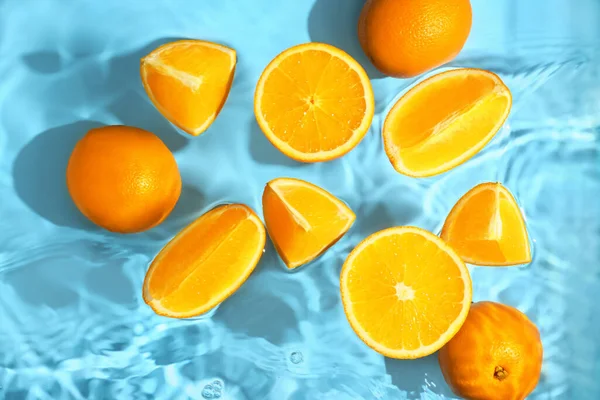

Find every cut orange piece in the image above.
[341,226,472,359]
[383,68,512,177]
[254,43,375,162]
[441,182,531,266]
[262,178,355,268]
[143,204,266,318]
[141,40,236,136]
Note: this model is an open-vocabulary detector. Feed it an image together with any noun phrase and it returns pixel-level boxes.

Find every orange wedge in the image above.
[441,182,531,266]
[254,43,375,162]
[262,178,355,268]
[141,40,236,136]
[143,204,266,318]
[383,68,512,177]
[341,226,472,359]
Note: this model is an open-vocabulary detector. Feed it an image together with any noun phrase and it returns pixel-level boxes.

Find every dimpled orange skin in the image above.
[67,126,181,233]
[438,302,543,400]
[358,0,472,78]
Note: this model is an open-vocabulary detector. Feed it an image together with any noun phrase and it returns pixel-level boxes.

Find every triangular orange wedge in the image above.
[143,204,265,318]
[262,178,355,268]
[341,226,472,359]
[254,43,375,162]
[383,68,512,177]
[141,40,236,136]
[441,182,531,266]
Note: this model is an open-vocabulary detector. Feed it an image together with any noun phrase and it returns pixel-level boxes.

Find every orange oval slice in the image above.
[441,182,531,266]
[143,204,266,318]
[341,226,472,359]
[383,68,512,177]
[141,40,236,136]
[262,178,355,269]
[255,43,375,162]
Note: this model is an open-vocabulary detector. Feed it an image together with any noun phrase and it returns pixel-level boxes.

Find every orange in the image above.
[383,68,512,177]
[254,43,374,162]
[358,0,472,78]
[441,182,531,266]
[66,125,181,233]
[141,40,236,136]
[340,226,472,359]
[143,204,266,318]
[262,178,355,269]
[439,301,543,400]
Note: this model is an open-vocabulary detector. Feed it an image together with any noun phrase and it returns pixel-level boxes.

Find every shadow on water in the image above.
[308,0,385,80]
[22,51,62,74]
[12,121,102,231]
[107,90,189,153]
[213,243,301,346]
[248,119,299,168]
[385,355,455,397]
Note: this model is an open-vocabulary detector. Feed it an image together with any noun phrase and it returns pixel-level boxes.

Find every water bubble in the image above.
[202,380,223,399]
[201,386,215,399]
[212,379,223,390]
[290,351,303,364]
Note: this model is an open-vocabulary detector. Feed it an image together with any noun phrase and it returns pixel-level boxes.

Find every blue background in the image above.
[0,0,599,398]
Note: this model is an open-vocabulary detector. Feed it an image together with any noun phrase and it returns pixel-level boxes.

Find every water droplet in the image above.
[290,351,303,364]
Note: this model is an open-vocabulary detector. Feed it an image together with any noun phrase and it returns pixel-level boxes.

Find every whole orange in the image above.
[358,0,472,78]
[67,125,181,233]
[438,301,543,400]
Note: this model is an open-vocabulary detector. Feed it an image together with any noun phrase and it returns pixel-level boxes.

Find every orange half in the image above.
[441,182,531,266]
[143,204,266,318]
[255,43,375,162]
[262,178,355,268]
[341,226,472,359]
[141,40,236,136]
[383,68,512,177]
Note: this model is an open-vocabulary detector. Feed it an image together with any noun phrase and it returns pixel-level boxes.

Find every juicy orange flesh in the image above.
[263,180,354,268]
[143,43,234,133]
[443,185,530,264]
[260,50,368,153]
[345,232,466,351]
[385,71,509,172]
[146,205,262,314]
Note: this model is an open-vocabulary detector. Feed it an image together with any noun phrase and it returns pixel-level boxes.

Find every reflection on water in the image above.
[1,0,599,398]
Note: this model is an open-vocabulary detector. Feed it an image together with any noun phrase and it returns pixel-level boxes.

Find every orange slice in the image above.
[341,226,472,359]
[383,68,512,177]
[262,178,355,268]
[254,43,375,162]
[441,182,531,266]
[141,40,236,136]
[143,204,266,318]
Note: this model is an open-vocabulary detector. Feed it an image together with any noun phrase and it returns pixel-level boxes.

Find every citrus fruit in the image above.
[66,125,181,233]
[441,182,531,266]
[439,301,543,400]
[141,40,236,136]
[254,43,375,162]
[358,0,472,78]
[383,68,512,177]
[262,178,355,269]
[143,204,266,318]
[340,226,472,359]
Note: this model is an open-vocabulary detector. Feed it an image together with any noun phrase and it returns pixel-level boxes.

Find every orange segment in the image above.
[254,43,375,162]
[262,178,355,269]
[383,68,512,177]
[141,40,236,136]
[341,226,472,359]
[441,182,531,266]
[143,204,266,318]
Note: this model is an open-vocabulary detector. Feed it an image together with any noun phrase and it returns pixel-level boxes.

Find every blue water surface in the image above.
[1,0,599,398]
